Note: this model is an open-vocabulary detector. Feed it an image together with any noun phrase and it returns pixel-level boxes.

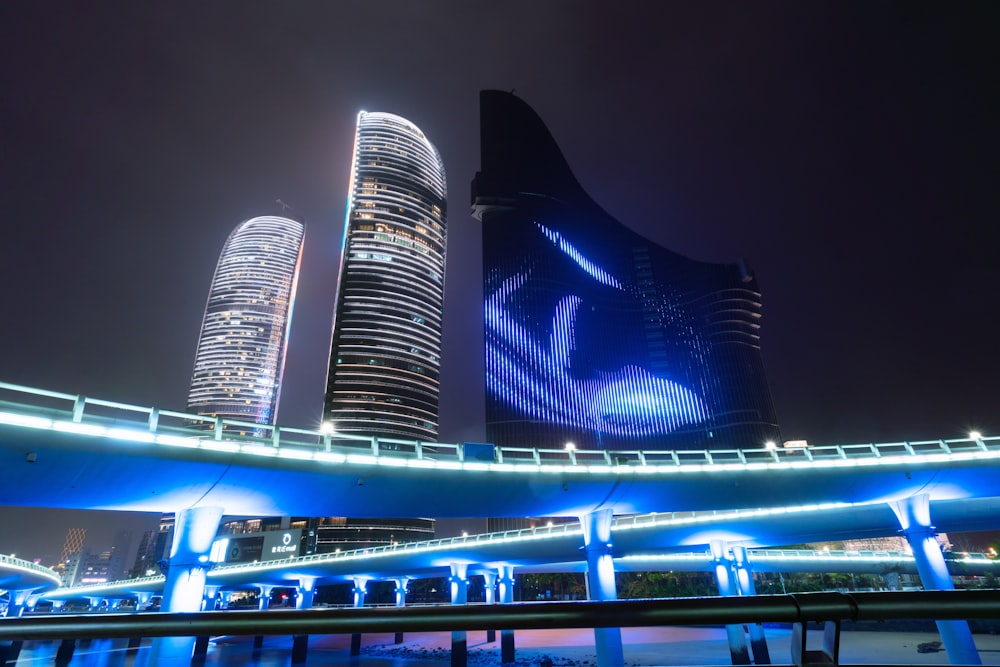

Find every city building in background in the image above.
[51,527,86,586]
[472,90,781,452]
[131,515,174,578]
[324,111,448,442]
[317,111,446,552]
[106,530,132,582]
[187,214,306,427]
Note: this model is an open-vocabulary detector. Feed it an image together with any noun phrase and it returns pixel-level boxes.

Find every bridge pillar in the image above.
[296,577,316,609]
[162,505,224,613]
[498,566,516,663]
[202,585,220,611]
[394,578,408,643]
[732,546,770,665]
[710,540,751,666]
[150,507,223,667]
[890,495,982,665]
[450,564,469,667]
[257,584,275,610]
[581,509,624,667]
[351,578,368,656]
[483,572,497,643]
[2,590,30,618]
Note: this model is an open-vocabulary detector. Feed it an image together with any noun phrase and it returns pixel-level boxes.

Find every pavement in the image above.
[12,625,1000,666]
[274,626,1000,666]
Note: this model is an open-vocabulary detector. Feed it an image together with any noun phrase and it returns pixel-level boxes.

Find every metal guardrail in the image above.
[0,554,60,580]
[2,380,998,472]
[1,590,998,643]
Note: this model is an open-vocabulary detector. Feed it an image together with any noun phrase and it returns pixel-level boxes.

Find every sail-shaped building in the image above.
[187,214,305,427]
[472,91,780,451]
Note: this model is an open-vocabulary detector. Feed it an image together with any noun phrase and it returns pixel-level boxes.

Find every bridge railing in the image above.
[2,590,999,667]
[0,555,62,590]
[2,380,998,472]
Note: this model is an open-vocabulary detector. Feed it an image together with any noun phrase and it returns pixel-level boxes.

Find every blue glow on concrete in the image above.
[891,494,982,665]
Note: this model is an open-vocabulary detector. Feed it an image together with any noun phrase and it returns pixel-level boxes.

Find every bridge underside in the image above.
[2,425,998,520]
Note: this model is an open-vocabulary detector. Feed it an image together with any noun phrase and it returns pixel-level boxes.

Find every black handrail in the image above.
[1,590,998,641]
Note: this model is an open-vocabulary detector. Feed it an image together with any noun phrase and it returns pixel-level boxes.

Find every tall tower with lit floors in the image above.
[324,112,448,441]
[312,112,447,555]
[187,214,305,428]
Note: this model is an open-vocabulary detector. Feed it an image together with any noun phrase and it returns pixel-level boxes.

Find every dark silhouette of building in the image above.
[472,91,780,451]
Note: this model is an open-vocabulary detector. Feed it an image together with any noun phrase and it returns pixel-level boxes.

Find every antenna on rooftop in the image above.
[276,199,294,214]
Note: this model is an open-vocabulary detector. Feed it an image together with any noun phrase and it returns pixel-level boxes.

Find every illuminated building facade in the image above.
[324,111,448,442]
[187,215,305,426]
[472,91,780,451]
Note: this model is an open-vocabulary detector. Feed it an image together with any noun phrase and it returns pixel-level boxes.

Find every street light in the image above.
[565,441,576,451]
[969,430,983,441]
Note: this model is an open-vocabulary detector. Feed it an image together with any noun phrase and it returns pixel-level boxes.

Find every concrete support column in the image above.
[710,540,751,666]
[296,578,316,610]
[161,506,224,613]
[394,578,408,644]
[257,585,275,610]
[498,566,516,663]
[483,572,498,643]
[150,506,223,666]
[581,509,624,667]
[350,578,368,656]
[352,578,368,608]
[3,590,30,618]
[202,585,220,611]
[219,591,233,609]
[891,495,982,665]
[732,546,770,665]
[450,564,469,667]
[136,592,152,610]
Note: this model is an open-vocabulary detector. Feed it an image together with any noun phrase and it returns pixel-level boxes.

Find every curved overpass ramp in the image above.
[2,382,999,519]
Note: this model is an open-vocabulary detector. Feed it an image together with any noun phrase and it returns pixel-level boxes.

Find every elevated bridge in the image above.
[2,381,998,519]
[2,381,998,665]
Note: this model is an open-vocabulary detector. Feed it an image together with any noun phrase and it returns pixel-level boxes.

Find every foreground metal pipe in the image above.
[1,590,997,642]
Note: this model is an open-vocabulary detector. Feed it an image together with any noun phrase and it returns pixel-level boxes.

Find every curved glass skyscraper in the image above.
[473,91,780,451]
[187,215,305,426]
[324,112,448,441]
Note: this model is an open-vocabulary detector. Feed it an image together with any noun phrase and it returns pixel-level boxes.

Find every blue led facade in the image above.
[472,91,780,450]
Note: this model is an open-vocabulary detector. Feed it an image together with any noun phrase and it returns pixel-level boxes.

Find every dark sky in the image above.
[1,2,997,561]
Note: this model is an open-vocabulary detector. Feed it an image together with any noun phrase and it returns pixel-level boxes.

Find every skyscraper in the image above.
[307,112,446,555]
[324,112,448,442]
[472,91,780,451]
[187,214,305,427]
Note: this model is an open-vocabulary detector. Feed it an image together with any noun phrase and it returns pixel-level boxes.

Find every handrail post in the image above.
[72,396,86,423]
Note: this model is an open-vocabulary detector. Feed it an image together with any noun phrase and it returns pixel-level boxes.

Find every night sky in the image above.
[1,3,997,561]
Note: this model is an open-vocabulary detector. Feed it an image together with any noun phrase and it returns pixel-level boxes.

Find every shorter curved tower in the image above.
[187,215,305,426]
[324,112,448,441]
